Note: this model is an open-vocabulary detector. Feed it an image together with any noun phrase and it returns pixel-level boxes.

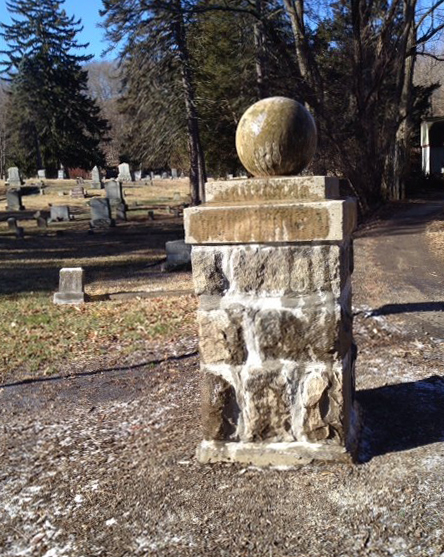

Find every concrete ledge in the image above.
[185,199,357,244]
[206,176,340,203]
[196,440,352,466]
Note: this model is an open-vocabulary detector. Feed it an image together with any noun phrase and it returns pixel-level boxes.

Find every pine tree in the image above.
[0,0,108,176]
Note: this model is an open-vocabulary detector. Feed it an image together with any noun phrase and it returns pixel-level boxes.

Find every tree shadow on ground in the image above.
[356,375,444,462]
[369,302,444,316]
[0,216,185,295]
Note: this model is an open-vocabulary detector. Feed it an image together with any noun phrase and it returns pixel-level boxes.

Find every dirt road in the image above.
[1,197,444,557]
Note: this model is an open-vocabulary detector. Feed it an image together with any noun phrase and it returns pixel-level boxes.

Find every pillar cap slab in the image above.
[206,176,339,203]
[184,198,357,245]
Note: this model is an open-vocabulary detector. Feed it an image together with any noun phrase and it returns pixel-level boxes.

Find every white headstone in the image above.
[38,169,46,179]
[118,163,133,182]
[53,267,85,305]
[7,167,22,187]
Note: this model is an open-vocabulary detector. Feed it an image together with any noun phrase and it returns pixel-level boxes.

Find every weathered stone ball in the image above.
[235,97,317,176]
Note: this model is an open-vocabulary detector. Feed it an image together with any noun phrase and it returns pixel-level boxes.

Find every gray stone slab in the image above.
[49,205,70,222]
[6,190,24,211]
[53,267,85,305]
[91,166,103,189]
[105,180,124,205]
[90,198,114,228]
[38,169,46,179]
[163,240,191,271]
[7,167,22,187]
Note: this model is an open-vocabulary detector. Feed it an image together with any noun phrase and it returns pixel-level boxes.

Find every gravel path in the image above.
[2,197,444,557]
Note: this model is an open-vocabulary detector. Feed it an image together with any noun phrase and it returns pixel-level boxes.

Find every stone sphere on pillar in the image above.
[235,97,317,177]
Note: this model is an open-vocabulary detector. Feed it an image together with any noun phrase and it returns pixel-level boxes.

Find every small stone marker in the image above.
[115,202,127,221]
[91,166,103,189]
[7,217,24,238]
[184,97,358,466]
[163,240,191,271]
[118,162,133,182]
[161,172,168,179]
[7,167,22,188]
[105,180,125,206]
[58,168,66,179]
[171,168,178,179]
[154,174,161,180]
[49,205,70,222]
[70,185,86,199]
[34,211,48,229]
[38,169,46,180]
[90,198,114,228]
[6,189,25,211]
[134,170,142,181]
[53,267,85,305]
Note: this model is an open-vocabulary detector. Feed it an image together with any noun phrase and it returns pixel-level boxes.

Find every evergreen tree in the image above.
[0,0,108,176]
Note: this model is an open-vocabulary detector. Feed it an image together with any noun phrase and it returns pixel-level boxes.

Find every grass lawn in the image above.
[0,178,197,383]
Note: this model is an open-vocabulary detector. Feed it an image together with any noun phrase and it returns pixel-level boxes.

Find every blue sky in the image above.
[0,0,109,60]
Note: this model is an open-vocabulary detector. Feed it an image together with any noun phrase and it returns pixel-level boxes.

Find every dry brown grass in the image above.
[0,179,195,381]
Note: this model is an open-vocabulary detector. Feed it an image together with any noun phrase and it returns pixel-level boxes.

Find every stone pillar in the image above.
[184,98,358,466]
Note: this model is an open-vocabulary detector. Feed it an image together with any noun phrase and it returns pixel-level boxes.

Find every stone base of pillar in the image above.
[197,439,353,466]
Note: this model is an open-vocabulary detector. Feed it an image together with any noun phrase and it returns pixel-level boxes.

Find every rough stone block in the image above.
[198,308,247,365]
[201,373,240,441]
[191,243,353,298]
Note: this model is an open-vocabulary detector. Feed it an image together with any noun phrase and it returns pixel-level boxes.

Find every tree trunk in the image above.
[172,1,206,205]
[253,0,268,99]
[32,122,43,171]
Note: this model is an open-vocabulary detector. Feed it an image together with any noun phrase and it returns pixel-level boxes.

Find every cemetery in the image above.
[1,0,444,556]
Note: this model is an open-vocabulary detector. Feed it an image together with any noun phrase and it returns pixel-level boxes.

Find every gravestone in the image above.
[90,198,114,228]
[49,205,70,222]
[154,174,161,180]
[171,168,178,179]
[184,97,358,466]
[91,166,103,189]
[118,162,133,182]
[7,217,24,238]
[70,186,85,199]
[115,202,127,221]
[163,240,191,271]
[105,180,125,206]
[38,169,46,180]
[161,172,168,179]
[6,189,25,211]
[36,216,48,229]
[7,167,22,188]
[150,171,154,180]
[53,267,85,305]
[58,168,66,179]
[134,170,142,182]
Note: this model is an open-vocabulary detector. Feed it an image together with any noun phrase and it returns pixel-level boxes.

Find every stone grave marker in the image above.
[118,162,133,182]
[49,205,70,222]
[7,167,22,188]
[6,189,25,211]
[53,267,85,305]
[161,172,168,179]
[7,217,24,238]
[171,168,178,179]
[38,169,46,179]
[134,170,142,181]
[105,180,125,206]
[90,198,114,228]
[115,202,127,221]
[70,185,86,198]
[58,168,66,179]
[184,97,358,466]
[154,174,161,180]
[163,240,191,271]
[91,166,103,189]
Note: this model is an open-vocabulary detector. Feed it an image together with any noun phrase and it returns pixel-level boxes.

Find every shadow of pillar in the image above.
[356,375,444,462]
